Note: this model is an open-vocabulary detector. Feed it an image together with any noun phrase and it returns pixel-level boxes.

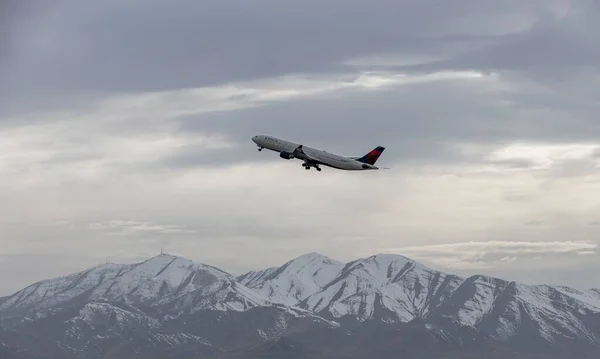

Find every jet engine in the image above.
[279,151,295,159]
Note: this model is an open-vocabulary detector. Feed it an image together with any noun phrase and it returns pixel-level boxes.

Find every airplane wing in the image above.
[293,145,324,165]
[292,145,314,161]
[291,145,307,158]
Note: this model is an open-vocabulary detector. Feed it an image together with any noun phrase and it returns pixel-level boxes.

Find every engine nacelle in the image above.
[279,151,295,160]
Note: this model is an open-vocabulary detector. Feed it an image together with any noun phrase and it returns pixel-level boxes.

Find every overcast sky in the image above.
[1,0,600,294]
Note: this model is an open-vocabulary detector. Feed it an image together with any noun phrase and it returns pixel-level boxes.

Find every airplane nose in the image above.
[252,136,258,143]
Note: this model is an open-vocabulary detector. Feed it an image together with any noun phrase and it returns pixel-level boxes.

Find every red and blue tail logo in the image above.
[356,146,385,165]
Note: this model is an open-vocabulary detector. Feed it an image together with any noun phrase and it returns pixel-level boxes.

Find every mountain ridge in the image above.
[0,251,599,359]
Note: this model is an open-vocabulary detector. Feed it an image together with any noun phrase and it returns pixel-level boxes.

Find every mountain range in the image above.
[0,252,599,359]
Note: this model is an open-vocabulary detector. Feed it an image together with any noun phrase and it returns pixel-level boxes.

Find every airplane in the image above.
[252,135,386,171]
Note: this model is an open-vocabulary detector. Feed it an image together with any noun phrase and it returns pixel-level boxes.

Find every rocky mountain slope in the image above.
[0,252,599,359]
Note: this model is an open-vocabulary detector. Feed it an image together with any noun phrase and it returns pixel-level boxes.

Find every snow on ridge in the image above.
[301,252,465,323]
[67,301,162,332]
[350,254,416,283]
[515,284,600,314]
[0,254,238,313]
[237,267,278,287]
[90,254,231,301]
[339,253,448,286]
[455,275,508,327]
[240,252,344,306]
[414,275,600,344]
[188,281,272,313]
[0,263,128,312]
[461,282,600,343]
[513,284,574,341]
[551,286,600,311]
[4,250,600,347]
[493,299,522,341]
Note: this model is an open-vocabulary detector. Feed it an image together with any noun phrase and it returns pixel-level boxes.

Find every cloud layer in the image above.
[386,240,598,270]
[1,0,600,294]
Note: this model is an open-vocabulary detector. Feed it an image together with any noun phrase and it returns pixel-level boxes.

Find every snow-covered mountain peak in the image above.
[0,262,128,313]
[89,254,235,303]
[361,253,426,267]
[134,253,232,278]
[238,252,344,306]
[271,252,343,282]
[135,254,230,279]
[0,254,239,314]
[3,251,600,358]
[338,253,433,286]
[289,251,340,264]
[301,252,464,322]
[365,253,414,262]
[2,252,600,359]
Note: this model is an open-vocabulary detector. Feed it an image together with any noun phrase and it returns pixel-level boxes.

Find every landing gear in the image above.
[302,163,321,171]
[258,147,263,151]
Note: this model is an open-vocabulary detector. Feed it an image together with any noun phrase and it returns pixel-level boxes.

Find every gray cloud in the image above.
[396,1,600,73]
[1,0,600,294]
[168,70,599,169]
[88,220,197,235]
[0,0,568,112]
[524,220,545,226]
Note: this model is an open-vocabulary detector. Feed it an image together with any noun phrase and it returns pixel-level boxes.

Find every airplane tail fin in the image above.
[356,146,385,165]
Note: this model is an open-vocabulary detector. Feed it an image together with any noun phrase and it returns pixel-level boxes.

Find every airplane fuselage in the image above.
[252,135,383,171]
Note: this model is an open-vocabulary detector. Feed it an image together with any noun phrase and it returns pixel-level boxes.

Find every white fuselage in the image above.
[252,135,378,171]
